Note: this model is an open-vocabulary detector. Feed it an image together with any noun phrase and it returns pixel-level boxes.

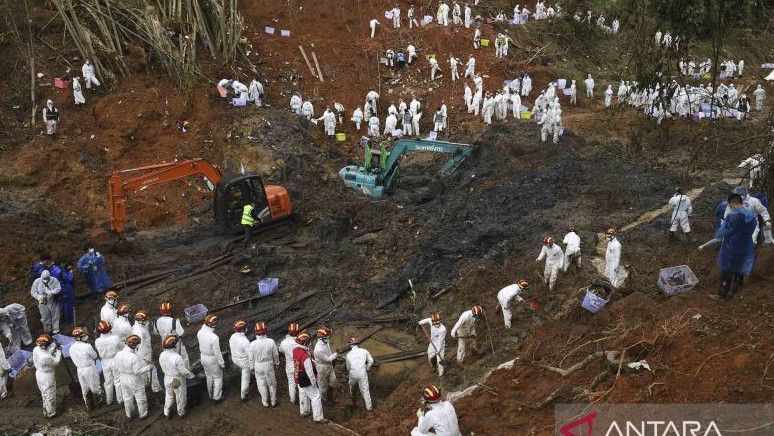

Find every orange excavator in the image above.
[108,159,292,234]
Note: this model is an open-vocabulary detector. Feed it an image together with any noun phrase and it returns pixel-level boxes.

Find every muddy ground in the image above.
[0,0,773,435]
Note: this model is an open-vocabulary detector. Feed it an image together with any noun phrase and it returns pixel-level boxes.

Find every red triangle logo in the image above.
[559,411,598,436]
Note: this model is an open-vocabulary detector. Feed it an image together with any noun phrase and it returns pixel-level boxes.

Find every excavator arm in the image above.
[108,159,223,234]
[379,139,472,193]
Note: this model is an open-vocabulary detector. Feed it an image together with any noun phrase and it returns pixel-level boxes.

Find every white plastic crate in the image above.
[658,265,698,296]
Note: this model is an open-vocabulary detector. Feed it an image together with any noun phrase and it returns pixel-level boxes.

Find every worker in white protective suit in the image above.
[497,280,527,329]
[753,85,766,111]
[0,341,9,399]
[604,84,613,108]
[437,1,450,26]
[131,310,162,393]
[464,84,473,113]
[724,186,773,244]
[232,80,248,101]
[392,5,401,28]
[229,319,252,401]
[248,79,264,107]
[471,88,482,116]
[73,77,85,106]
[604,228,622,287]
[95,320,123,405]
[412,110,423,137]
[352,106,364,130]
[367,90,380,114]
[449,56,460,81]
[464,55,475,79]
[450,305,482,363]
[318,107,337,137]
[0,303,33,353]
[494,33,509,58]
[345,337,374,411]
[668,188,693,240]
[69,326,103,409]
[411,385,461,436]
[584,74,595,98]
[289,93,303,115]
[409,97,421,116]
[113,304,133,341]
[511,92,522,119]
[429,56,441,80]
[536,236,564,291]
[301,100,314,120]
[153,300,189,368]
[313,327,338,401]
[82,60,100,89]
[197,314,225,401]
[464,3,472,28]
[402,110,414,135]
[370,19,380,38]
[293,331,325,422]
[249,321,280,408]
[418,312,446,376]
[368,115,381,137]
[115,335,152,419]
[159,335,194,418]
[30,270,61,334]
[32,334,61,417]
[100,290,119,324]
[384,112,398,136]
[434,108,445,132]
[562,226,582,272]
[408,5,419,28]
[279,323,301,404]
[738,155,764,189]
[407,45,418,64]
[452,2,462,25]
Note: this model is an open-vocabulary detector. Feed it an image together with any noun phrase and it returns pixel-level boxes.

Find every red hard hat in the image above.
[125,335,141,348]
[605,227,617,236]
[472,305,484,317]
[517,279,529,289]
[36,333,53,347]
[159,300,172,316]
[431,312,442,323]
[316,326,331,338]
[233,319,247,332]
[422,384,442,403]
[543,236,554,246]
[105,290,119,300]
[295,331,311,345]
[162,335,179,349]
[117,304,132,315]
[204,314,218,327]
[288,323,300,336]
[134,309,149,321]
[97,320,112,334]
[254,321,267,335]
[71,326,88,338]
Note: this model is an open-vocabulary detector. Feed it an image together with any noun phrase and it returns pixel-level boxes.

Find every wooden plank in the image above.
[298,45,317,78]
[311,50,324,82]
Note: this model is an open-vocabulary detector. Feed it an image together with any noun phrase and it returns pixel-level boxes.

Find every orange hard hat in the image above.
[517,279,529,289]
[36,333,53,347]
[254,321,267,335]
[288,323,300,336]
[295,331,311,345]
[117,304,132,315]
[159,300,172,316]
[472,305,484,317]
[125,335,141,348]
[543,236,554,246]
[605,227,617,236]
[162,335,179,349]
[431,312,442,323]
[204,314,218,327]
[233,319,247,332]
[105,290,119,300]
[134,309,149,321]
[422,384,442,403]
[316,326,331,338]
[97,320,112,334]
[71,326,88,338]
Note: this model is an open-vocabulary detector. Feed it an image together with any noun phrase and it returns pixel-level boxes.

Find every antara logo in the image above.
[559,411,724,436]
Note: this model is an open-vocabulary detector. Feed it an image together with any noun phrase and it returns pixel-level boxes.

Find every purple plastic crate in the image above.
[8,350,32,379]
[581,289,609,313]
[257,278,279,297]
[184,304,208,323]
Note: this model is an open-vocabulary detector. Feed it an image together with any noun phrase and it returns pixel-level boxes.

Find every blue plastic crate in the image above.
[8,350,32,379]
[184,304,208,324]
[581,289,609,313]
[257,278,279,297]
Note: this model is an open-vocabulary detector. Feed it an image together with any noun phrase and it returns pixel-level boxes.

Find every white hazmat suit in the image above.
[249,334,280,407]
[70,340,103,406]
[346,344,374,410]
[497,284,524,328]
[30,271,61,334]
[158,348,194,417]
[418,318,446,376]
[197,324,225,401]
[33,343,61,417]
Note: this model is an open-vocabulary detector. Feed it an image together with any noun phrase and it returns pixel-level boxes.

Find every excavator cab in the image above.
[215,174,272,233]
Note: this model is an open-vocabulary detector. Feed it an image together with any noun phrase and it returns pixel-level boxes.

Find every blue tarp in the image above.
[715,207,757,276]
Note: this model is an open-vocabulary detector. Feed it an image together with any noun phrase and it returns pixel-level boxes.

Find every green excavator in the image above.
[338,138,473,198]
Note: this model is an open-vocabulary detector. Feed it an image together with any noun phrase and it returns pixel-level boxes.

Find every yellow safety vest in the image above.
[241,204,255,226]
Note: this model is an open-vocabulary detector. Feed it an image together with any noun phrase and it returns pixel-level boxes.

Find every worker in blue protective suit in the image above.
[699,193,757,299]
[714,200,728,232]
[77,248,112,294]
[52,263,75,325]
[28,253,53,288]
